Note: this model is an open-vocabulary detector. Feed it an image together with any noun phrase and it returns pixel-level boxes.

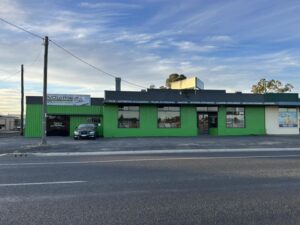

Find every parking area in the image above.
[0,134,299,154]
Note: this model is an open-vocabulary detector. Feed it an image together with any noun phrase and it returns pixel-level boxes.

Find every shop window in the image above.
[157,106,180,128]
[87,117,101,125]
[118,106,140,128]
[226,107,245,128]
[278,108,298,128]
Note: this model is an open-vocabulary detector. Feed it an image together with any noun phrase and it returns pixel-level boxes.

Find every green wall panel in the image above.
[25,104,103,137]
[209,128,218,136]
[25,104,43,137]
[47,105,103,115]
[217,106,265,136]
[103,104,197,137]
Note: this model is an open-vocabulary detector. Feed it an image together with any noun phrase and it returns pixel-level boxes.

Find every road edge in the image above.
[12,147,300,157]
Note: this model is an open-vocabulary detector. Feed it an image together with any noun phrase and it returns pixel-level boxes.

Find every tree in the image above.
[251,79,294,94]
[165,73,187,88]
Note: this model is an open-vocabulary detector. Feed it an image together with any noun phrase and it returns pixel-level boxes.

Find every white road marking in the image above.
[0,154,7,157]
[1,154,300,167]
[30,148,300,157]
[0,180,86,187]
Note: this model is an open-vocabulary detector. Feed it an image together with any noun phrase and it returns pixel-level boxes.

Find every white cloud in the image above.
[171,41,217,52]
[113,32,154,44]
[204,35,233,43]
[0,0,27,20]
[79,2,141,9]
[1,0,300,115]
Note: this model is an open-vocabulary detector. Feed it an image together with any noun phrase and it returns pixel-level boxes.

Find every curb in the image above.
[20,147,300,157]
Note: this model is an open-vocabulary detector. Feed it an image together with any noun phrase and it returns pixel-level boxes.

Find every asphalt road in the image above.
[1,150,300,225]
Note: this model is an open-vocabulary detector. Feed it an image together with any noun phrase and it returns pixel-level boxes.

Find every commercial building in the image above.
[25,89,300,138]
[25,95,103,137]
[0,115,20,131]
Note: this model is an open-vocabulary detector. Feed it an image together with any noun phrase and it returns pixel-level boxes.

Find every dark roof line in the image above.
[104,89,300,106]
[25,90,300,106]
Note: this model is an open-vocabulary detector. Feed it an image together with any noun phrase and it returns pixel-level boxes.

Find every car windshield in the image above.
[78,124,95,129]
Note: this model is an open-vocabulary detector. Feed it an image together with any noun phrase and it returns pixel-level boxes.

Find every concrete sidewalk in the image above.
[0,135,300,154]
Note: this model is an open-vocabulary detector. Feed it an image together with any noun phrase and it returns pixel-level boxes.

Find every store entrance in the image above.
[46,115,70,136]
[197,112,218,135]
[198,113,209,134]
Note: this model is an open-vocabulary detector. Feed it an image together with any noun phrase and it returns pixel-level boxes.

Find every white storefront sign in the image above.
[47,94,91,106]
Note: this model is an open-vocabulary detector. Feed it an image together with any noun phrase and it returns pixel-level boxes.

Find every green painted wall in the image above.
[217,106,265,136]
[103,104,197,137]
[26,103,266,138]
[47,105,103,115]
[25,104,43,137]
[25,104,103,137]
[209,128,218,136]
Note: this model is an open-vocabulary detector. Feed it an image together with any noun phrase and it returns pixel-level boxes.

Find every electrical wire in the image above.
[0,17,147,90]
[27,46,43,67]
[0,46,43,82]
[0,70,21,82]
[49,39,147,89]
[0,17,44,40]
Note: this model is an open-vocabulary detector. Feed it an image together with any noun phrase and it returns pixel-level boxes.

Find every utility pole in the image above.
[41,36,49,145]
[20,64,24,136]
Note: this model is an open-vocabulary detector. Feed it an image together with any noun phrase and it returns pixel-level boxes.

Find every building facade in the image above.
[0,115,20,131]
[25,89,300,138]
[25,96,103,137]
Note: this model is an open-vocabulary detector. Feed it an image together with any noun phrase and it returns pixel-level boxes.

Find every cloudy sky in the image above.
[1,0,300,114]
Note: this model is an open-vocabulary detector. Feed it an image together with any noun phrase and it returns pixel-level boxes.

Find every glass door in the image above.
[198,113,209,135]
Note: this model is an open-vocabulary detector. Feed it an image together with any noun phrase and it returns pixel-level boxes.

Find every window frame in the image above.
[278,107,298,128]
[196,106,218,112]
[157,106,181,129]
[226,107,245,128]
[117,105,140,128]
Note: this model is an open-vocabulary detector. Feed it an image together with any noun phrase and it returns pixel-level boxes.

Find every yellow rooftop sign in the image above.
[170,77,204,90]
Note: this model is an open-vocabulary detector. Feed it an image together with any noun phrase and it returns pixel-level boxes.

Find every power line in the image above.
[49,39,147,89]
[0,17,43,40]
[0,70,21,82]
[27,46,44,67]
[0,17,147,89]
[0,46,43,82]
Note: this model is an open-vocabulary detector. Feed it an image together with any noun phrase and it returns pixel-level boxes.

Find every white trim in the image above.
[0,181,86,187]
[9,147,300,157]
